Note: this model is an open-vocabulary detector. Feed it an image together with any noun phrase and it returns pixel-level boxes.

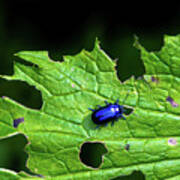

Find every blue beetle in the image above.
[89,99,125,126]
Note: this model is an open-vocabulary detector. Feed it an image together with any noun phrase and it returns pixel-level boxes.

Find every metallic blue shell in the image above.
[89,100,125,125]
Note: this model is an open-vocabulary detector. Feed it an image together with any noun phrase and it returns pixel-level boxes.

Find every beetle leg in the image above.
[121,115,126,120]
[117,114,126,120]
[116,99,119,104]
[111,120,115,126]
[88,108,95,111]
[95,125,100,129]
[104,123,108,127]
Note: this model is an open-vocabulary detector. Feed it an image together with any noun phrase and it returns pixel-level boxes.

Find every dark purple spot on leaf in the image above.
[168,138,177,146]
[125,144,130,151]
[13,117,24,128]
[166,96,179,107]
[1,96,6,99]
[151,76,158,83]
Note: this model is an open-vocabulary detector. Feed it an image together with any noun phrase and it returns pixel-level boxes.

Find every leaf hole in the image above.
[0,134,43,177]
[111,170,145,180]
[0,79,42,109]
[0,134,29,173]
[123,106,133,115]
[79,141,108,168]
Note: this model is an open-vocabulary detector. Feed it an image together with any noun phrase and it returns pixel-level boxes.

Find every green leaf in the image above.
[1,36,180,179]
[0,169,42,180]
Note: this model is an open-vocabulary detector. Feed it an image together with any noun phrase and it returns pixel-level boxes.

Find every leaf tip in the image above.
[14,52,18,57]
[94,37,101,49]
[133,34,142,50]
[14,51,27,58]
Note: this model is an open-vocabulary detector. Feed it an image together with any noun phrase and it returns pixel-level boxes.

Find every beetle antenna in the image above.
[115,99,119,104]
[88,108,95,111]
[104,100,109,105]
